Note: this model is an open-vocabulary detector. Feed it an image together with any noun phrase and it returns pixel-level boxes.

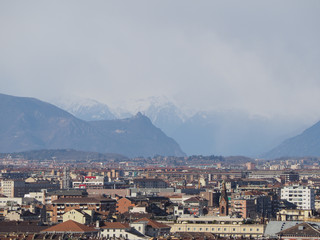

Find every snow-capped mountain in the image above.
[54,97,116,121]
[51,96,306,157]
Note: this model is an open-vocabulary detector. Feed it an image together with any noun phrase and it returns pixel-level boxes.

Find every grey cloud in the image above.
[0,0,320,123]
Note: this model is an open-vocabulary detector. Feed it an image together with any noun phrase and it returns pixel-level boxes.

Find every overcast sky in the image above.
[1,1,320,122]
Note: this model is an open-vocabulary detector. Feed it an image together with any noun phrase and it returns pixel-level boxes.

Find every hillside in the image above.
[0,93,185,157]
[262,121,320,159]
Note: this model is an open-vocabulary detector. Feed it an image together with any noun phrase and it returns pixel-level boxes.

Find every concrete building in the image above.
[281,185,315,210]
[73,176,108,189]
[280,171,299,184]
[133,178,168,188]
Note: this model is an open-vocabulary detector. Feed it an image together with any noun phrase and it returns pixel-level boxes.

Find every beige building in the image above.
[62,209,93,224]
[0,197,23,206]
[276,209,313,221]
[24,190,46,204]
[1,179,25,197]
[171,216,265,238]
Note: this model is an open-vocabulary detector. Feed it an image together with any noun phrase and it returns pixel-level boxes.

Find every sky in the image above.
[1,1,320,123]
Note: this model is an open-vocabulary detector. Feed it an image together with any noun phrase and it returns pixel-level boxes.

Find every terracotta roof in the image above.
[134,218,170,229]
[41,220,98,233]
[101,222,130,229]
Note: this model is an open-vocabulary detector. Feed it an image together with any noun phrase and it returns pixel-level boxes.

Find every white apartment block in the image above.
[281,185,315,210]
[73,176,108,189]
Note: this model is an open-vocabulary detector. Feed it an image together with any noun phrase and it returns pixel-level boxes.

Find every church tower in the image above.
[219,181,229,216]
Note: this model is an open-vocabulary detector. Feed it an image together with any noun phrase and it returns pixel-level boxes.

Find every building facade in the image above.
[281,185,315,210]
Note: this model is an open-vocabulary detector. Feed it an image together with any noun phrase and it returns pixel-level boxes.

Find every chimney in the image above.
[96,220,100,228]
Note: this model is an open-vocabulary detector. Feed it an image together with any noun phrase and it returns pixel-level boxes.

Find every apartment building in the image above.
[281,185,315,210]
[48,197,116,223]
[232,198,256,219]
[0,179,59,198]
[1,179,25,197]
[73,176,108,189]
[133,178,168,188]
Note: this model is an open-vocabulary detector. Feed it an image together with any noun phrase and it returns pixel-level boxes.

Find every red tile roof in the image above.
[101,222,130,229]
[41,220,98,233]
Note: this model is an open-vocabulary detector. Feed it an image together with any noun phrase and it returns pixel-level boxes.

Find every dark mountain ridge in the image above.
[0,93,185,157]
[262,120,320,159]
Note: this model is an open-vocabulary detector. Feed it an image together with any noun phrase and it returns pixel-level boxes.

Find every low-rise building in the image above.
[63,209,93,224]
[277,209,313,221]
[134,217,171,237]
[100,222,147,240]
[171,216,265,238]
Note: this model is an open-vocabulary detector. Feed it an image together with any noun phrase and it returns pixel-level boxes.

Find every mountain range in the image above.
[3,92,319,159]
[0,93,185,157]
[55,96,308,157]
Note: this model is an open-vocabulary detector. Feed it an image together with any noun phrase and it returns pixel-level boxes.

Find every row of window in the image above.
[178,227,260,232]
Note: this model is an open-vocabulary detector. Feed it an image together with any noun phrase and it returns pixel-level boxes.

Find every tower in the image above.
[219,180,229,216]
[62,167,70,190]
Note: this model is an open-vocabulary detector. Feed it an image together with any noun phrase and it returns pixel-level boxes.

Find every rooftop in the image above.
[41,220,98,233]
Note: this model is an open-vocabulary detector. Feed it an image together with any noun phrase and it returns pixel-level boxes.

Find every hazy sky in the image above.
[1,1,320,121]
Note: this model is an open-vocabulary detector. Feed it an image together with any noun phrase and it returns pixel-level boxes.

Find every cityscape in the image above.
[1,1,320,239]
[1,154,320,239]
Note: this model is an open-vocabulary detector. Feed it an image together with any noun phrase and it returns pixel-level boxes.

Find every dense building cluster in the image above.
[1,156,320,239]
